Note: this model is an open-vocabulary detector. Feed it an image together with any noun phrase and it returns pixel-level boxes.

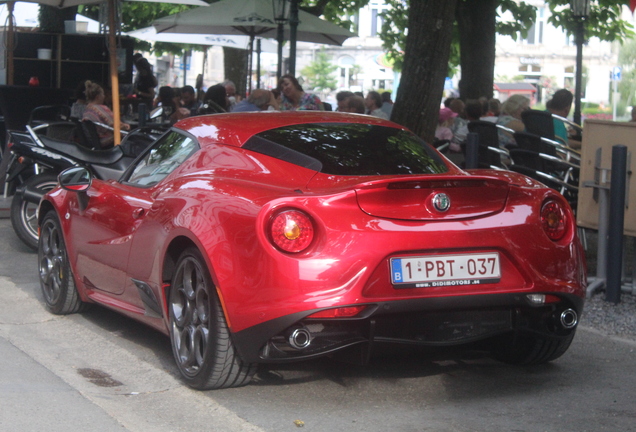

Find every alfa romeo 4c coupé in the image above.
[37,112,586,389]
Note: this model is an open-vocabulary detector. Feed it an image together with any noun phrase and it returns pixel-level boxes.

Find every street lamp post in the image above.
[288,0,299,77]
[571,0,590,126]
[272,0,289,80]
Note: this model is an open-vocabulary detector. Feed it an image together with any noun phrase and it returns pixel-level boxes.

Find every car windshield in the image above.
[242,123,448,176]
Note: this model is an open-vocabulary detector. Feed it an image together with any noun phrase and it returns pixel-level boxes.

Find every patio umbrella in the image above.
[153,0,355,92]
[2,0,208,144]
[128,25,279,88]
[127,25,278,52]
[153,0,355,46]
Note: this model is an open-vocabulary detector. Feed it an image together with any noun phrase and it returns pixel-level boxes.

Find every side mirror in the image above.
[59,167,92,192]
[59,167,92,212]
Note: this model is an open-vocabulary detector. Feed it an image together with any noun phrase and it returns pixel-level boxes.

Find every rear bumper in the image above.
[232,292,584,364]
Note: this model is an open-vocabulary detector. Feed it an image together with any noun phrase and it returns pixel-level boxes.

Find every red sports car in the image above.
[37,112,586,390]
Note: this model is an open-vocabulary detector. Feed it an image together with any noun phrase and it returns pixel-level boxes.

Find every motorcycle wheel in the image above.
[11,172,59,251]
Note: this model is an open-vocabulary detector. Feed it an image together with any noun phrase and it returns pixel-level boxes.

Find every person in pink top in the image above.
[82,80,130,148]
[278,75,324,111]
[435,107,457,147]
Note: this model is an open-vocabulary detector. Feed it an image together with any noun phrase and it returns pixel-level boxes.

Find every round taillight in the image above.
[541,200,567,241]
[270,210,315,253]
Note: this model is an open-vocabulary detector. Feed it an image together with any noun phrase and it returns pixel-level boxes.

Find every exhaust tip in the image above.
[560,308,578,329]
[288,327,312,350]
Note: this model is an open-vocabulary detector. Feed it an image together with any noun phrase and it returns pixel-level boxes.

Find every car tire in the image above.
[38,210,89,315]
[11,172,59,251]
[490,331,576,365]
[169,247,257,389]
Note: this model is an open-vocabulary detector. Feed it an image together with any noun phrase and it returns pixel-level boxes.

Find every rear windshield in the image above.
[242,123,448,176]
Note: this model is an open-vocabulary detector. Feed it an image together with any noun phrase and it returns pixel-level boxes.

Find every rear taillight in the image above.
[541,200,567,241]
[270,209,314,253]
[306,306,366,319]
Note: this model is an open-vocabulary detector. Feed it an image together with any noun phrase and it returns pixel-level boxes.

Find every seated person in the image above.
[496,94,529,148]
[449,99,469,146]
[199,84,228,114]
[70,80,87,119]
[364,91,389,119]
[232,89,276,112]
[156,86,190,124]
[82,80,130,148]
[546,89,582,149]
[435,107,457,150]
[340,95,366,114]
[181,85,202,116]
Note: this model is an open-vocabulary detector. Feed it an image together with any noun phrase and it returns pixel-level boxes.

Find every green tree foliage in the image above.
[380,0,538,74]
[300,49,338,91]
[379,0,633,72]
[547,0,633,41]
[302,0,371,30]
[380,0,633,134]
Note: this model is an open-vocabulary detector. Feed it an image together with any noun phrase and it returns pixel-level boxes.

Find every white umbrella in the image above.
[153,0,354,93]
[127,25,279,53]
[128,25,280,89]
[2,0,208,145]
[153,0,355,46]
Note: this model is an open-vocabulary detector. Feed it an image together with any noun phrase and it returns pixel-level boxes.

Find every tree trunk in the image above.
[392,0,458,142]
[456,0,498,100]
[223,47,248,99]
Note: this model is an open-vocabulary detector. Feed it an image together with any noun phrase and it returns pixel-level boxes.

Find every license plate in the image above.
[390,253,501,288]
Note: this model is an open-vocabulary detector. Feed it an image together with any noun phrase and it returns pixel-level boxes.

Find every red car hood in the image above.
[306,173,510,221]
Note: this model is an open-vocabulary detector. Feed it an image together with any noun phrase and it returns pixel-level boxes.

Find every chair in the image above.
[465,121,512,170]
[521,109,583,146]
[521,109,556,138]
[80,120,103,150]
[43,121,78,142]
[521,109,581,162]
[28,105,72,127]
[509,131,579,206]
[71,119,92,149]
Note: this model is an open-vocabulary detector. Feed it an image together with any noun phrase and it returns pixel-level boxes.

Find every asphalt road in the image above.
[1,216,635,432]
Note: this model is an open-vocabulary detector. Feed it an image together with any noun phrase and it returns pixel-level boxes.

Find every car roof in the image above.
[172,111,403,148]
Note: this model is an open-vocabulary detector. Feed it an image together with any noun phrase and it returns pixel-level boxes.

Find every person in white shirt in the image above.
[365,91,389,120]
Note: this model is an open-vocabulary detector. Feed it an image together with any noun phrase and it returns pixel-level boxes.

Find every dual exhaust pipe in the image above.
[285,308,578,349]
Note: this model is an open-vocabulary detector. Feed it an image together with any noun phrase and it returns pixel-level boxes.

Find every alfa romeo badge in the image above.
[432,193,451,212]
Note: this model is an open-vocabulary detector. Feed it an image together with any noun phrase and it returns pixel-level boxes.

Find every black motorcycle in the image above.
[3,116,167,250]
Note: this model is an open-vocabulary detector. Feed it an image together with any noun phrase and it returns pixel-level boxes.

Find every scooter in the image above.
[3,111,166,250]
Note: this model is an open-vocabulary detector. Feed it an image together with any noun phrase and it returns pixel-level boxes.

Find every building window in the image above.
[526,23,536,45]
[371,9,384,36]
[518,65,542,74]
[518,64,542,83]
[523,6,545,44]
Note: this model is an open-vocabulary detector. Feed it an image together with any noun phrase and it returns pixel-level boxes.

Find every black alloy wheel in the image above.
[38,210,88,314]
[169,247,256,389]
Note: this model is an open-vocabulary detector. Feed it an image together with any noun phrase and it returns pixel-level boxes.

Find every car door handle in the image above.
[132,208,145,219]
